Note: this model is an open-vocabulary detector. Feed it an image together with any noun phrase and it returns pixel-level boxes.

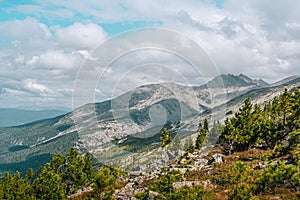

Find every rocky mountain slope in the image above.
[0,74,299,175]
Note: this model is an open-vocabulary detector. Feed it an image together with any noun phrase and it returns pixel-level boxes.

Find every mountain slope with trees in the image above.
[1,87,299,199]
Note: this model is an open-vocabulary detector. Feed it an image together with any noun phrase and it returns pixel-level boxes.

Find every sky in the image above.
[0,0,300,110]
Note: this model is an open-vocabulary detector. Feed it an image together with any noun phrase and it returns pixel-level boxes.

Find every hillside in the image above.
[0,74,299,176]
[0,86,299,199]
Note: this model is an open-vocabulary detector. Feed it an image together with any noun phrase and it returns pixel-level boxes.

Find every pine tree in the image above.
[220,98,261,152]
[185,136,195,153]
[0,179,3,200]
[204,118,209,132]
[220,89,299,153]
[26,168,34,182]
[280,88,291,128]
[50,153,66,173]
[195,119,209,150]
[83,152,94,180]
[160,128,172,147]
[33,163,66,200]
[64,148,87,194]
[208,121,222,144]
[290,88,300,131]
[92,166,116,199]
[2,171,35,200]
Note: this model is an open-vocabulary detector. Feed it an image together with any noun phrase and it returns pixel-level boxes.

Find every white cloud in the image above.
[28,50,81,69]
[1,0,300,109]
[56,22,107,49]
[0,18,110,109]
[22,79,53,95]
[0,17,51,40]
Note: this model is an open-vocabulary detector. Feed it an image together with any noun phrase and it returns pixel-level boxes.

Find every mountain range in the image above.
[0,73,299,175]
[0,109,67,127]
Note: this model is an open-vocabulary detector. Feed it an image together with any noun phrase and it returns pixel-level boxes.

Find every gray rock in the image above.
[173,181,201,189]
[148,191,161,199]
[194,158,208,168]
[208,153,224,164]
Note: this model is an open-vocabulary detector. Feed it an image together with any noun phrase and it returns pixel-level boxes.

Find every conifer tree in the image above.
[195,120,208,150]
[33,163,66,200]
[0,179,3,200]
[160,128,172,147]
[83,152,94,180]
[221,98,260,151]
[208,121,222,144]
[64,148,87,194]
[92,166,116,199]
[2,171,35,200]
[50,153,66,173]
[186,136,195,153]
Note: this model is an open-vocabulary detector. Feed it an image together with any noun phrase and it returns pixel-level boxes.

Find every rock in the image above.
[132,166,141,172]
[67,186,93,199]
[208,153,224,165]
[194,158,208,168]
[173,180,214,190]
[124,182,135,190]
[130,171,142,178]
[148,191,161,199]
[254,162,267,170]
[166,149,176,160]
[173,181,202,189]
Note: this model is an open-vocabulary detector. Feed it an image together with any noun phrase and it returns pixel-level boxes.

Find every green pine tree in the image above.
[33,163,66,200]
[195,119,209,150]
[63,148,87,194]
[160,128,172,147]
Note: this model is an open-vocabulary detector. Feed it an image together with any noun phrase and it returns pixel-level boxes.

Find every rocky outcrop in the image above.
[208,153,224,165]
[113,151,223,199]
[173,180,214,190]
[67,186,93,199]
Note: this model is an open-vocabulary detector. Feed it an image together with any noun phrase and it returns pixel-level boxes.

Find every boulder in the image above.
[208,153,224,165]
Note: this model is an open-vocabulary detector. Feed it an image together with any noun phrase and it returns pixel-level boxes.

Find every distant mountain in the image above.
[197,73,270,101]
[237,74,269,87]
[0,109,67,127]
[0,74,298,175]
[271,75,300,87]
[206,73,269,88]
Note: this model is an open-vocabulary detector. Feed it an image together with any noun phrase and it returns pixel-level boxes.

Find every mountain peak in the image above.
[206,74,269,88]
[237,74,252,83]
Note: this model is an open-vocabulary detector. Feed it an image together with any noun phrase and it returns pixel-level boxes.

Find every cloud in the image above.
[0,17,51,40]
[0,18,108,110]
[1,0,300,109]
[22,79,53,95]
[27,50,82,70]
[222,0,300,42]
[56,22,107,49]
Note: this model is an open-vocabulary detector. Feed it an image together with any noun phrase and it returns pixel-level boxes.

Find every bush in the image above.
[255,161,300,193]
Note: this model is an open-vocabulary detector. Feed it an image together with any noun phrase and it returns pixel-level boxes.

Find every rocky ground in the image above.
[112,149,224,200]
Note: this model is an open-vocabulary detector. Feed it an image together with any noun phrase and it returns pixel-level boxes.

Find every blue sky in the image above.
[0,0,223,35]
[0,0,299,110]
[0,1,161,35]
